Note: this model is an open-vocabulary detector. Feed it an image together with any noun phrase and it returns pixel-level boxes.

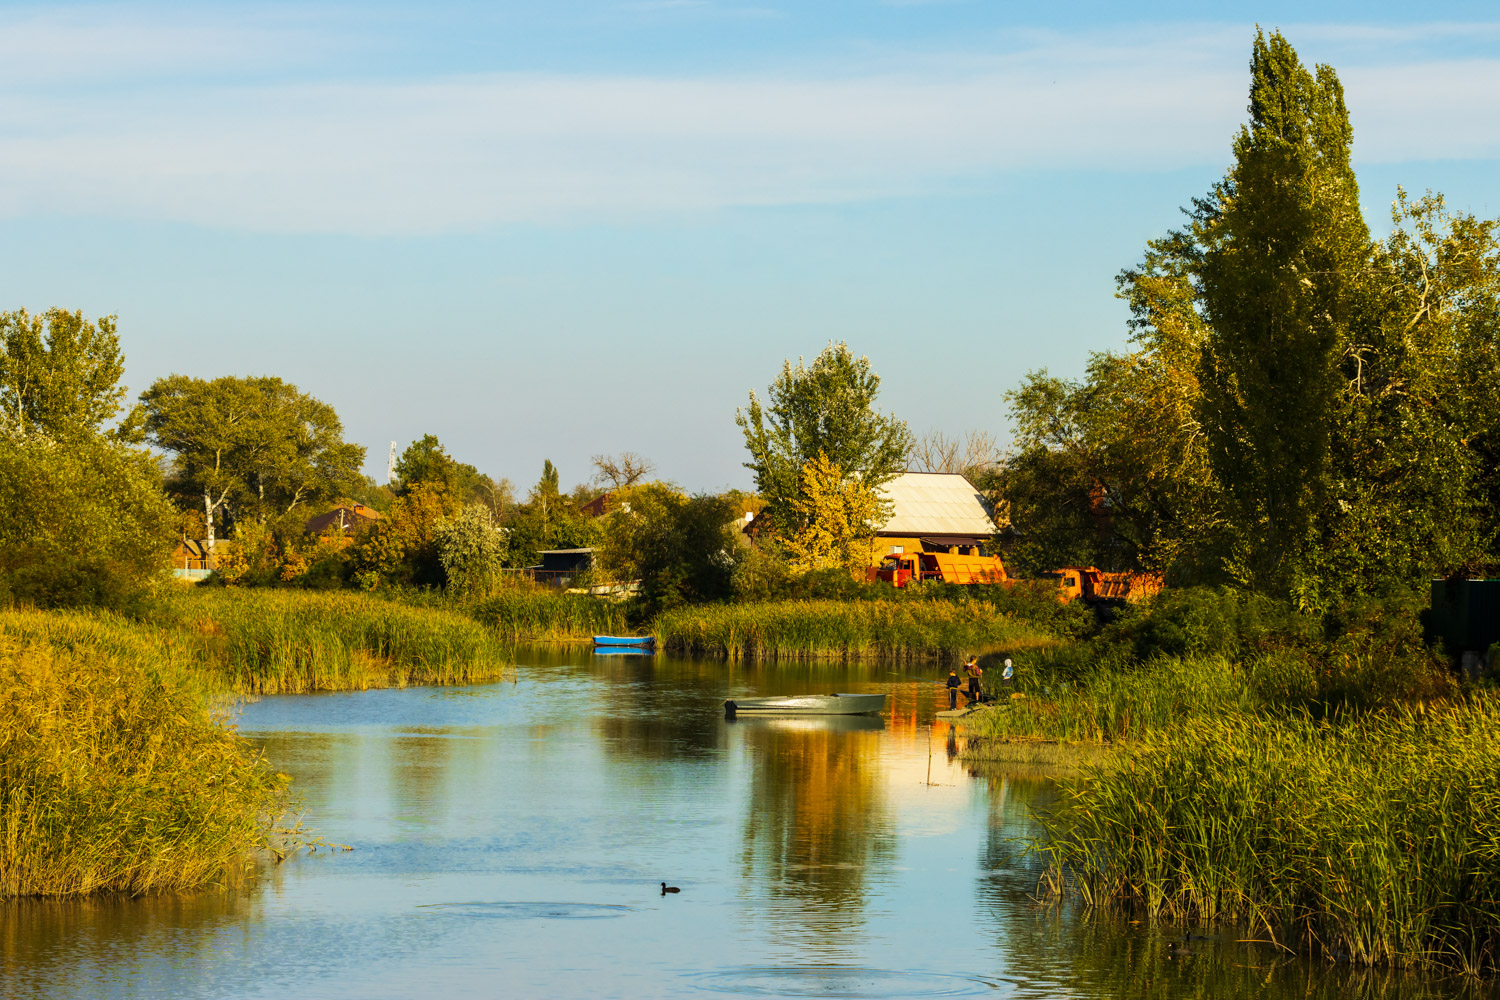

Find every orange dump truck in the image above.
[870,551,1008,587]
[1044,566,1163,604]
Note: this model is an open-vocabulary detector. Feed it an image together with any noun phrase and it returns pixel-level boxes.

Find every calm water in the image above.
[1,648,1490,999]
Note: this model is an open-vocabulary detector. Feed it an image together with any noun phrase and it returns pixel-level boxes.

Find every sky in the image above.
[2,2,1498,493]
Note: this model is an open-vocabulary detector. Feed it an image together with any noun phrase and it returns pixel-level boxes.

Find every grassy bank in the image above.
[143,589,514,694]
[656,597,1056,661]
[1036,702,1500,974]
[0,617,291,898]
[468,588,628,643]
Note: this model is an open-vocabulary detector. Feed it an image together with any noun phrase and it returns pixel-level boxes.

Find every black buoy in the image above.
[661,882,680,895]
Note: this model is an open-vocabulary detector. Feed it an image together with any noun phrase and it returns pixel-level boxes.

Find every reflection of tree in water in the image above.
[969,767,1487,1000]
[737,721,896,957]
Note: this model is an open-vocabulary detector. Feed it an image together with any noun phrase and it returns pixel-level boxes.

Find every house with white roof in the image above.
[865,471,998,563]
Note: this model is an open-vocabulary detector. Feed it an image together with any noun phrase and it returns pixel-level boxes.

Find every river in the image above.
[0,647,1488,998]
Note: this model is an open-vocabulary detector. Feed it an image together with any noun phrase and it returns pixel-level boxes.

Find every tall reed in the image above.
[1036,700,1500,973]
[0,621,290,897]
[468,588,628,643]
[655,598,1054,661]
[144,589,513,694]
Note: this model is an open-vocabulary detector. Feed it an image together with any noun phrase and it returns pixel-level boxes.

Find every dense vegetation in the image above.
[0,614,291,898]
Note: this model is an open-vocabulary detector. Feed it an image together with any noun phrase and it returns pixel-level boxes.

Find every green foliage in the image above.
[434,503,507,596]
[393,434,509,514]
[655,598,1056,661]
[1037,703,1500,973]
[140,374,365,543]
[468,587,627,642]
[350,482,461,589]
[1003,31,1500,606]
[0,614,291,897]
[0,434,175,608]
[504,459,598,567]
[0,308,134,441]
[142,588,511,694]
[736,342,911,535]
[599,483,735,614]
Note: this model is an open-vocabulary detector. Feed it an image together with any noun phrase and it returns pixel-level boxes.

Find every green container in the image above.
[1428,579,1500,656]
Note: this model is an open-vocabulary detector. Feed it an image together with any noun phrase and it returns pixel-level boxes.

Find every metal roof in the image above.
[876,472,995,537]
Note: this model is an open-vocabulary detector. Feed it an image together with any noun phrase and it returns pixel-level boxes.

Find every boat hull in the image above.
[723,693,886,716]
[592,636,655,648]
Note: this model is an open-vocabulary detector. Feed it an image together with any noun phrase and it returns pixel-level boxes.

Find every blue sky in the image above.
[2,2,1498,492]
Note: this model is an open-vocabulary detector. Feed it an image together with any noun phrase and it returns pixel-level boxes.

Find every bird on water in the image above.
[661,882,680,895]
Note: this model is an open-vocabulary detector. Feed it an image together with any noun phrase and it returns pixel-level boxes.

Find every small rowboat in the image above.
[593,635,655,649]
[723,693,886,716]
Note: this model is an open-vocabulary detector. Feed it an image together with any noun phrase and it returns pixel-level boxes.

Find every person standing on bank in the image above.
[963,656,983,705]
[945,666,961,711]
[1002,657,1015,690]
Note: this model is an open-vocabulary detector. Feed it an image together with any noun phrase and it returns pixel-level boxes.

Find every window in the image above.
[890,545,903,554]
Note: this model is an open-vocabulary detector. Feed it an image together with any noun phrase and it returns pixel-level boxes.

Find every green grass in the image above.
[0,612,292,898]
[142,588,514,694]
[468,587,628,643]
[655,597,1056,661]
[1035,701,1500,974]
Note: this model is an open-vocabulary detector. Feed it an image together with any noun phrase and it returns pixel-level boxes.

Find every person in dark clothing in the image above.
[945,666,961,710]
[963,656,983,705]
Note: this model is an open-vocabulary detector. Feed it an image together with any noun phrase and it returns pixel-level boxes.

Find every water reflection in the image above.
[2,648,1495,999]
[736,714,896,959]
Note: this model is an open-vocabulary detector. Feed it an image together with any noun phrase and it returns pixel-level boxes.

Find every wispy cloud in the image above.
[0,13,1496,235]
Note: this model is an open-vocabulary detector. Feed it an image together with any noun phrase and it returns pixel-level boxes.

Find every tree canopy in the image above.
[0,308,136,440]
[140,375,365,546]
[736,342,911,535]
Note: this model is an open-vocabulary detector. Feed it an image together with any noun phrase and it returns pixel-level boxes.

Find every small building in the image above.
[867,472,998,561]
[304,503,383,538]
[532,548,595,588]
[579,492,614,518]
[170,538,214,581]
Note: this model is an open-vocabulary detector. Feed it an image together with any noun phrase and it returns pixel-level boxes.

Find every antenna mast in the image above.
[387,441,398,484]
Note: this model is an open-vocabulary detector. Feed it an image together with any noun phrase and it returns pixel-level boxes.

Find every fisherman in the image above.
[963,655,983,705]
[945,666,961,711]
[1002,656,1015,690]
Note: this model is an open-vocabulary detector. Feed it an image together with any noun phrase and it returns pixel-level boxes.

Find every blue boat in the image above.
[592,635,656,649]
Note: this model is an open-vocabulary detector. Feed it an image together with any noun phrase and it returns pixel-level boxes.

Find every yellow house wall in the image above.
[865,536,927,566]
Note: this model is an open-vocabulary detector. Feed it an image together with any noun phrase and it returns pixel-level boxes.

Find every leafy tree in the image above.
[597,483,735,613]
[0,308,139,440]
[392,434,509,513]
[351,482,461,589]
[504,459,597,566]
[434,503,508,596]
[0,433,174,607]
[140,375,365,550]
[784,451,884,573]
[736,342,911,534]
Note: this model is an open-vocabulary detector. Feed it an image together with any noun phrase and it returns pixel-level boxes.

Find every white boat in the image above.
[723,693,886,716]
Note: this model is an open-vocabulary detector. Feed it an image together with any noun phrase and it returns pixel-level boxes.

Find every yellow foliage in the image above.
[785,451,883,574]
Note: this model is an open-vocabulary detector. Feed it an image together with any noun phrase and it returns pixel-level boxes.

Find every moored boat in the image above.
[593,635,655,649]
[722,693,886,716]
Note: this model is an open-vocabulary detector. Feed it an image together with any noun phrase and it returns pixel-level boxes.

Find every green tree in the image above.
[597,483,735,613]
[0,431,174,608]
[736,342,911,535]
[392,434,510,513]
[434,503,508,596]
[140,375,365,551]
[0,308,137,440]
[504,459,596,566]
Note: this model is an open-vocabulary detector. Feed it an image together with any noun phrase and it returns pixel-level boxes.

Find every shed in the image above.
[867,472,997,560]
[533,548,595,587]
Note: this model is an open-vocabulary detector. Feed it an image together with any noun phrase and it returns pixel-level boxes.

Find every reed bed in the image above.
[655,598,1054,661]
[468,588,628,643]
[0,620,290,898]
[145,589,513,694]
[1036,700,1500,974]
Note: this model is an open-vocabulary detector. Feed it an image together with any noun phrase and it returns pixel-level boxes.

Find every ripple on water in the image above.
[690,966,999,998]
[418,902,635,920]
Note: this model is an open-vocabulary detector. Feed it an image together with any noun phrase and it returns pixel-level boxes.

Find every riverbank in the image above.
[0,614,292,898]
[655,597,1057,661]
